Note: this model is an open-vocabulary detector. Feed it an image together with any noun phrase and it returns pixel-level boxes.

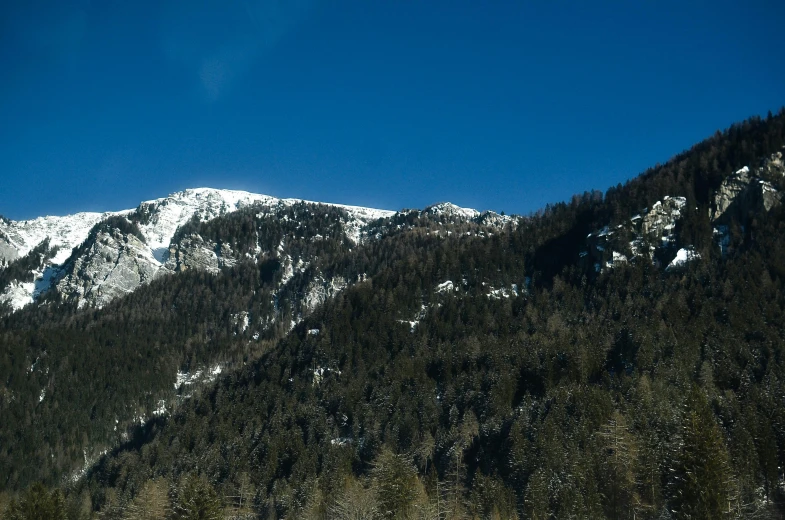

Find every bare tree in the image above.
[329,478,380,520]
[123,479,171,520]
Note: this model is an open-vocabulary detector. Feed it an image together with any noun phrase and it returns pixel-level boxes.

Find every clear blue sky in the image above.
[1,1,783,220]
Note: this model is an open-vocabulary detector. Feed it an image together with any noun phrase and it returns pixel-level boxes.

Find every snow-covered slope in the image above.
[0,212,118,266]
[137,188,395,261]
[137,189,279,262]
[0,188,396,311]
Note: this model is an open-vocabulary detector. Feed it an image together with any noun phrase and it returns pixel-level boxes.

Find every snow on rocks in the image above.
[0,212,115,265]
[605,251,628,270]
[175,369,203,390]
[312,366,341,386]
[487,284,520,300]
[0,280,36,311]
[137,188,278,263]
[586,195,687,272]
[175,364,222,390]
[303,274,348,313]
[424,202,480,220]
[0,188,395,313]
[152,400,167,416]
[641,196,686,238]
[231,312,250,333]
[4,187,523,316]
[667,248,701,270]
[436,280,457,293]
[397,320,419,333]
[397,303,428,332]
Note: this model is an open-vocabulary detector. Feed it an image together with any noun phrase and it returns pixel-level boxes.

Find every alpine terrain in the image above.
[2,110,785,519]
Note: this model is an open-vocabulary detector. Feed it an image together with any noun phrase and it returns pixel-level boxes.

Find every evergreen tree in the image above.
[672,387,736,519]
[171,475,223,520]
[371,448,422,520]
[5,483,68,520]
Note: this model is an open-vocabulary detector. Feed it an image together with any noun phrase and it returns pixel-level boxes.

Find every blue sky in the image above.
[1,1,783,220]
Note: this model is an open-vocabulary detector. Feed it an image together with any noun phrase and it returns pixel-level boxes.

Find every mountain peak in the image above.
[423,202,481,219]
[0,188,398,311]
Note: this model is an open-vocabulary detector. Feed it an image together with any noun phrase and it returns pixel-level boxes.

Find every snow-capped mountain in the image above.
[3,149,782,314]
[0,212,118,266]
[134,189,279,263]
[0,188,398,311]
[2,189,517,312]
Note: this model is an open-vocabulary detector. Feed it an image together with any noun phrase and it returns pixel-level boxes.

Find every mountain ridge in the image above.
[0,188,409,311]
[2,111,785,519]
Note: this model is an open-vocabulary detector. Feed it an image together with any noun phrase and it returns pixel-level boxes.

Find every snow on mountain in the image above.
[1,280,36,311]
[0,212,125,310]
[586,195,689,272]
[137,189,279,262]
[0,187,524,312]
[0,188,396,311]
[139,188,394,257]
[0,212,120,265]
[424,202,481,219]
[667,248,700,270]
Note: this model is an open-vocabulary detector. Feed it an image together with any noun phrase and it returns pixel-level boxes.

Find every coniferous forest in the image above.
[2,110,785,518]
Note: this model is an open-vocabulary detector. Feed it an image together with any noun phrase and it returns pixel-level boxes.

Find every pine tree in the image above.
[371,448,422,520]
[171,474,223,520]
[5,483,67,520]
[222,472,256,520]
[672,387,736,519]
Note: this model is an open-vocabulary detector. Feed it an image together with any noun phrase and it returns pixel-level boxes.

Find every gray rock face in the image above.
[302,274,348,313]
[711,164,781,223]
[55,228,161,308]
[475,211,519,229]
[584,196,687,272]
[759,149,784,177]
[164,235,236,273]
[712,167,754,222]
[641,196,686,240]
[0,233,19,266]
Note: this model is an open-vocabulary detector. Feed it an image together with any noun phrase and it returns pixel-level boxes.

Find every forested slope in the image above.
[2,110,785,519]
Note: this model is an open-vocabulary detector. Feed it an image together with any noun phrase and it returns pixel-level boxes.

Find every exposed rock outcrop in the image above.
[0,236,19,265]
[711,166,780,222]
[758,149,784,177]
[584,196,687,272]
[712,150,784,223]
[641,196,686,242]
[302,274,348,313]
[55,227,161,308]
[165,234,236,273]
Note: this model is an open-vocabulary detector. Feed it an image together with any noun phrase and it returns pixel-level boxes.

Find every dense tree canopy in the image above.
[1,109,785,518]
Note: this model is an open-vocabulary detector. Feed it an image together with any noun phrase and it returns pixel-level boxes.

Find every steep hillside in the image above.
[0,196,513,494]
[0,189,397,311]
[1,110,785,519]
